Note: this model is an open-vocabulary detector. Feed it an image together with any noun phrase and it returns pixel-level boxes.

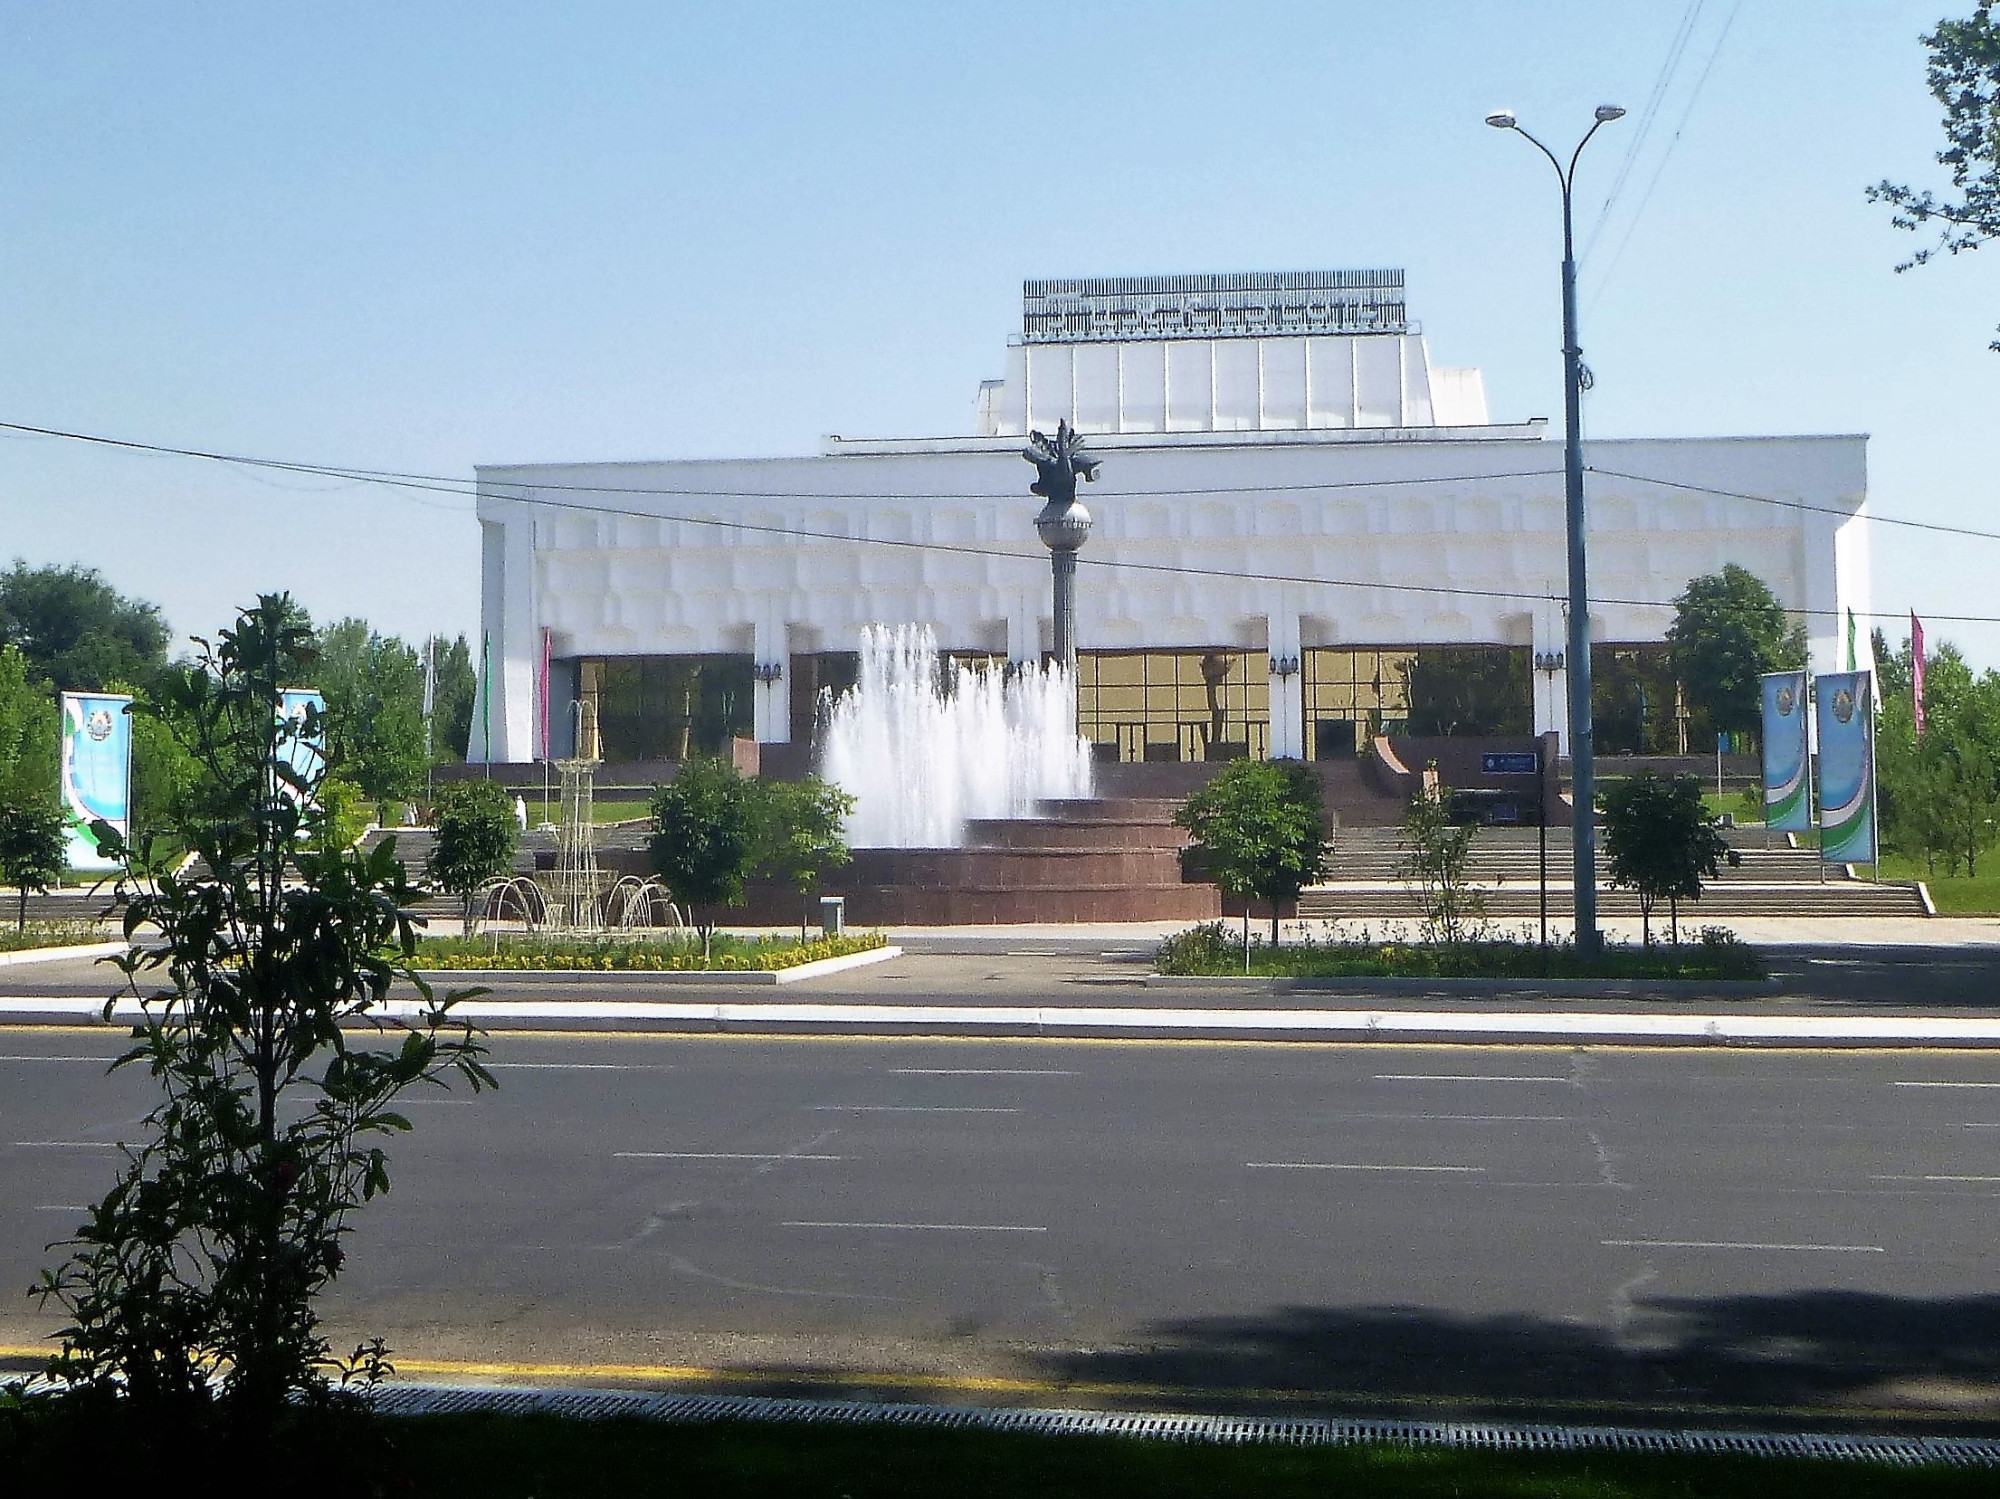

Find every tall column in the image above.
[1025,420,1099,673]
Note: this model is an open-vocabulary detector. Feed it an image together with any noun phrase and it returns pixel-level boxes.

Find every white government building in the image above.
[470,270,1868,767]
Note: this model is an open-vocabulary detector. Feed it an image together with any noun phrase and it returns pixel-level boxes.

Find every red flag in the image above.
[1912,612,1926,740]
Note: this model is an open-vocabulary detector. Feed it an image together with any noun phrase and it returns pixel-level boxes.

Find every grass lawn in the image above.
[1875,853,2000,914]
[518,797,653,825]
[368,1414,1996,1498]
[1158,925,1764,981]
[409,930,888,970]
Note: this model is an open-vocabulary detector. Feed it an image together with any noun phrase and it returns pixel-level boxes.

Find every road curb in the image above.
[6,995,2000,1046]
[1145,973,1782,998]
[0,941,124,968]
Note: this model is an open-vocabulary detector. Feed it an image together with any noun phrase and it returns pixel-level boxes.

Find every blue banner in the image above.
[59,692,132,872]
[1814,670,1875,864]
[1759,671,1810,833]
[277,688,326,804]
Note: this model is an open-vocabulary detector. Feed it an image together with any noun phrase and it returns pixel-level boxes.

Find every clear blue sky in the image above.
[2,2,1994,664]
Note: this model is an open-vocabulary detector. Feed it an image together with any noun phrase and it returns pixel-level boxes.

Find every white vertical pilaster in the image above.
[1006,588,1039,665]
[753,614,789,744]
[1266,608,1304,760]
[471,501,539,764]
[1532,604,1567,754]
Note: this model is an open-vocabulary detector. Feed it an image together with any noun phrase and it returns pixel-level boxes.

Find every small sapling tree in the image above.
[1174,760,1329,965]
[428,778,519,935]
[0,797,66,930]
[1396,773,1483,947]
[755,775,856,940]
[32,594,493,1457]
[1601,770,1729,945]
[650,755,763,962]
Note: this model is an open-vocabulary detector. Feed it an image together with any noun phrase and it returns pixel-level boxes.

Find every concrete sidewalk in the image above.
[8,990,2000,1046]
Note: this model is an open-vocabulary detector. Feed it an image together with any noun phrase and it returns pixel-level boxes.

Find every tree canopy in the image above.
[0,560,169,693]
[314,619,430,801]
[428,779,519,931]
[1600,771,1727,946]
[0,798,66,928]
[1870,4,2000,349]
[1174,759,1328,950]
[1875,631,2000,875]
[649,756,764,959]
[1401,648,1530,737]
[1665,566,1805,738]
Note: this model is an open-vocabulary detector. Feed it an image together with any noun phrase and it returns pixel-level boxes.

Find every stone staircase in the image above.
[1299,825,1928,920]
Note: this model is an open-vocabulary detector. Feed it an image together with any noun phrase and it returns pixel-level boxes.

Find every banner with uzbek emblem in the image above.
[59,691,133,872]
[276,688,327,805]
[1814,670,1876,865]
[1759,670,1811,833]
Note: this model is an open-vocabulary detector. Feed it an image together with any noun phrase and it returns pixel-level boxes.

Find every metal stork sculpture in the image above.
[1023,419,1101,671]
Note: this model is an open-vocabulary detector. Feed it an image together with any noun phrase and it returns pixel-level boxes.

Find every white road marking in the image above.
[808,1105,1018,1113]
[1375,1075,1569,1084]
[888,1069,1077,1077]
[12,1140,119,1149]
[1870,1173,2000,1183]
[612,1159,840,1167]
[1893,1081,2000,1089]
[490,1062,676,1071]
[32,1205,86,1212]
[0,1055,117,1063]
[1247,1162,1486,1173]
[1603,1239,1884,1253]
[783,1220,1046,1233]
[1341,1113,1568,1123]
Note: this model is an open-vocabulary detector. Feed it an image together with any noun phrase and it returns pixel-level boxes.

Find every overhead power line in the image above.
[1,417,1991,625]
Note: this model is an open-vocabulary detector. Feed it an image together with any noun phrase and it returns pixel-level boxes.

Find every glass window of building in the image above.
[1076,650,1270,763]
[578,655,753,761]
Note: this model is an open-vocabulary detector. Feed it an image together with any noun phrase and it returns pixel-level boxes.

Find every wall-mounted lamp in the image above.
[1533,650,1567,674]
[751,661,785,684]
[1268,655,1301,678]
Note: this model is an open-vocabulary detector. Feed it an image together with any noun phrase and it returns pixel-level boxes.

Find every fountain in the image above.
[819,623,1093,848]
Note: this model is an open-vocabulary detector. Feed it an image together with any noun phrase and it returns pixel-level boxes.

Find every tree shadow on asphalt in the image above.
[1763,949,2000,1009]
[1030,1291,2000,1427]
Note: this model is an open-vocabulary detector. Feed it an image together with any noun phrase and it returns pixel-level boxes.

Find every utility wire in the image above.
[2,417,1991,624]
[1584,0,1707,261]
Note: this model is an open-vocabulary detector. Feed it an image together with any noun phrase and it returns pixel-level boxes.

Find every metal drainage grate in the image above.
[370,1384,2000,1467]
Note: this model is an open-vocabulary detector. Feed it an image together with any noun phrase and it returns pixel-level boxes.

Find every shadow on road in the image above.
[1030,1290,2000,1428]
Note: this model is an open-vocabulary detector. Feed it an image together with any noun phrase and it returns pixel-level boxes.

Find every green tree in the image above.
[1395,774,1483,947]
[32,593,491,1454]
[0,798,66,928]
[755,776,856,939]
[1877,638,2000,875]
[429,635,477,763]
[1869,4,2000,349]
[1601,771,1728,946]
[1665,566,1806,739]
[1401,648,1530,736]
[0,643,60,807]
[650,756,766,962]
[313,620,429,802]
[0,560,169,693]
[428,779,519,934]
[1174,759,1329,958]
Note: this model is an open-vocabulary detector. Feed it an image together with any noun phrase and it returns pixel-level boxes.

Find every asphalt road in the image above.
[5,1025,2000,1427]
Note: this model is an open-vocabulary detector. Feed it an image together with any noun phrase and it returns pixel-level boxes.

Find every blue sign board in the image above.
[1481,751,1540,775]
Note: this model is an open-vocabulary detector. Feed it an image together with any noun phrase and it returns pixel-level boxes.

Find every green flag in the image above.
[1846,609,1857,672]
[479,630,492,764]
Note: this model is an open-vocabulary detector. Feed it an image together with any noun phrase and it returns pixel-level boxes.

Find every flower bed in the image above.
[0,920,110,954]
[409,930,888,971]
[1156,922,1765,982]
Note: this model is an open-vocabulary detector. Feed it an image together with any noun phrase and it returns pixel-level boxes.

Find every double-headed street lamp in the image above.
[1486,103,1624,957]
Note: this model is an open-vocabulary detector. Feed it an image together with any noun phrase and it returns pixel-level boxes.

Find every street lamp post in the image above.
[1486,103,1624,957]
